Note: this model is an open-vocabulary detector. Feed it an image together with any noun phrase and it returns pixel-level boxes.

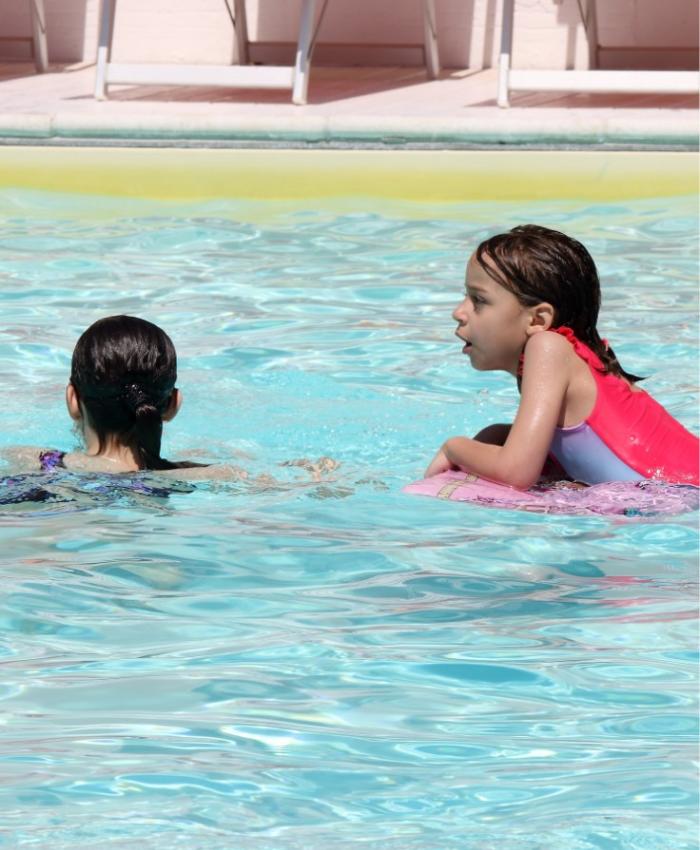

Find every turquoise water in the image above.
[0,190,698,849]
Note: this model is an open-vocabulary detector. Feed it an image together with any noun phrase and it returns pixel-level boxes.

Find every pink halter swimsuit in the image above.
[547,328,699,486]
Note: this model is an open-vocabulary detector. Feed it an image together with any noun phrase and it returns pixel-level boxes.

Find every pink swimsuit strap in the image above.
[550,326,606,369]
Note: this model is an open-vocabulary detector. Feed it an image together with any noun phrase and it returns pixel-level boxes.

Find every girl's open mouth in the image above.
[455,330,471,354]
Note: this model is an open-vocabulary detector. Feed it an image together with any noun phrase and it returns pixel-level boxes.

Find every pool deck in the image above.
[0,62,697,148]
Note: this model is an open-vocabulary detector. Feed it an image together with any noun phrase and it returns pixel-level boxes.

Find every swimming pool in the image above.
[0,149,697,849]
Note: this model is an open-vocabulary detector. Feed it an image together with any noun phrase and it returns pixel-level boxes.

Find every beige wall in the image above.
[1,0,98,63]
[1,0,697,70]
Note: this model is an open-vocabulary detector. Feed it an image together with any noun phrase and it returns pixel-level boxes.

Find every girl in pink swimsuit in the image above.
[425,225,699,489]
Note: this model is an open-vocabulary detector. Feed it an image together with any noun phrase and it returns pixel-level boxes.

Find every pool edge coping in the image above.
[0,108,697,151]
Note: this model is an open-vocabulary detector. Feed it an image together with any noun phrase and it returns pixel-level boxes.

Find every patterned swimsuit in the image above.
[38,450,66,471]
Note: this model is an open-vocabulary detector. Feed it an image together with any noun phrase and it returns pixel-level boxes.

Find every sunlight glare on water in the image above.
[0,189,697,850]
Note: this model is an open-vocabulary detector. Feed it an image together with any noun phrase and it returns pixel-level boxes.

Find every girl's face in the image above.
[452,254,536,375]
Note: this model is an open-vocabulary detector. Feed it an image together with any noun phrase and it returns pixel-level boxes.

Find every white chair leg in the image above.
[497,0,514,107]
[94,0,116,99]
[29,0,48,73]
[292,0,316,105]
[423,0,440,78]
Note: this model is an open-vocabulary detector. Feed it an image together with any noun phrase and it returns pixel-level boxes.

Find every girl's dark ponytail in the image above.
[121,382,174,470]
[585,327,642,385]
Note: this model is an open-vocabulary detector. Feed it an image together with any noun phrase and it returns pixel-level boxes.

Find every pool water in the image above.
[0,189,697,849]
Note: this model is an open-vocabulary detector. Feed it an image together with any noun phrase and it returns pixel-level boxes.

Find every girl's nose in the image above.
[453,298,469,322]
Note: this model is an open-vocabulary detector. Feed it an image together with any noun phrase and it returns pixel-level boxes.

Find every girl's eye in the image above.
[469,293,484,307]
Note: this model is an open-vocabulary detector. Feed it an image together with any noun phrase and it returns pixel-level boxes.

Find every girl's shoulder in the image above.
[1,447,121,474]
[522,330,598,427]
[0,447,104,473]
[525,330,576,357]
[0,447,247,480]
[521,330,580,375]
[0,446,59,472]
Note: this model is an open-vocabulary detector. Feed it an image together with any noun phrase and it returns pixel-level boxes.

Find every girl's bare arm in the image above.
[427,333,571,489]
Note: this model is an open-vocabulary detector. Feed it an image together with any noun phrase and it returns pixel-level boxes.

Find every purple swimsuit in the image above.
[39,450,66,471]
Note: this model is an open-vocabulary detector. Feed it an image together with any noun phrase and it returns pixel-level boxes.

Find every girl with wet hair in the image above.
[35,315,204,474]
[63,314,198,471]
[425,224,698,488]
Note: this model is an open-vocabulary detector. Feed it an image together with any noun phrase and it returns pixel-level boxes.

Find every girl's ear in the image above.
[162,388,182,422]
[65,383,83,421]
[526,302,555,335]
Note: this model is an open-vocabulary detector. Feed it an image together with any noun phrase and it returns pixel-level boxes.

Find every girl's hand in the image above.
[424,445,454,478]
[282,456,340,482]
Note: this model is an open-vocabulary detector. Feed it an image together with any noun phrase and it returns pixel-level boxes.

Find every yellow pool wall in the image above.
[0,147,697,204]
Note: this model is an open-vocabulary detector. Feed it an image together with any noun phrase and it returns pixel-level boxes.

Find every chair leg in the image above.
[497,0,514,107]
[94,0,116,99]
[423,0,440,79]
[292,0,316,105]
[232,0,249,65]
[29,0,49,73]
[586,0,599,70]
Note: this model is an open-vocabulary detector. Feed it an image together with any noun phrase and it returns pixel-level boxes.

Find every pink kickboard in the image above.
[403,471,698,516]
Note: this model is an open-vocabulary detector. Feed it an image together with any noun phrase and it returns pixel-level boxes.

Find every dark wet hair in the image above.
[70,315,180,470]
[476,224,642,383]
